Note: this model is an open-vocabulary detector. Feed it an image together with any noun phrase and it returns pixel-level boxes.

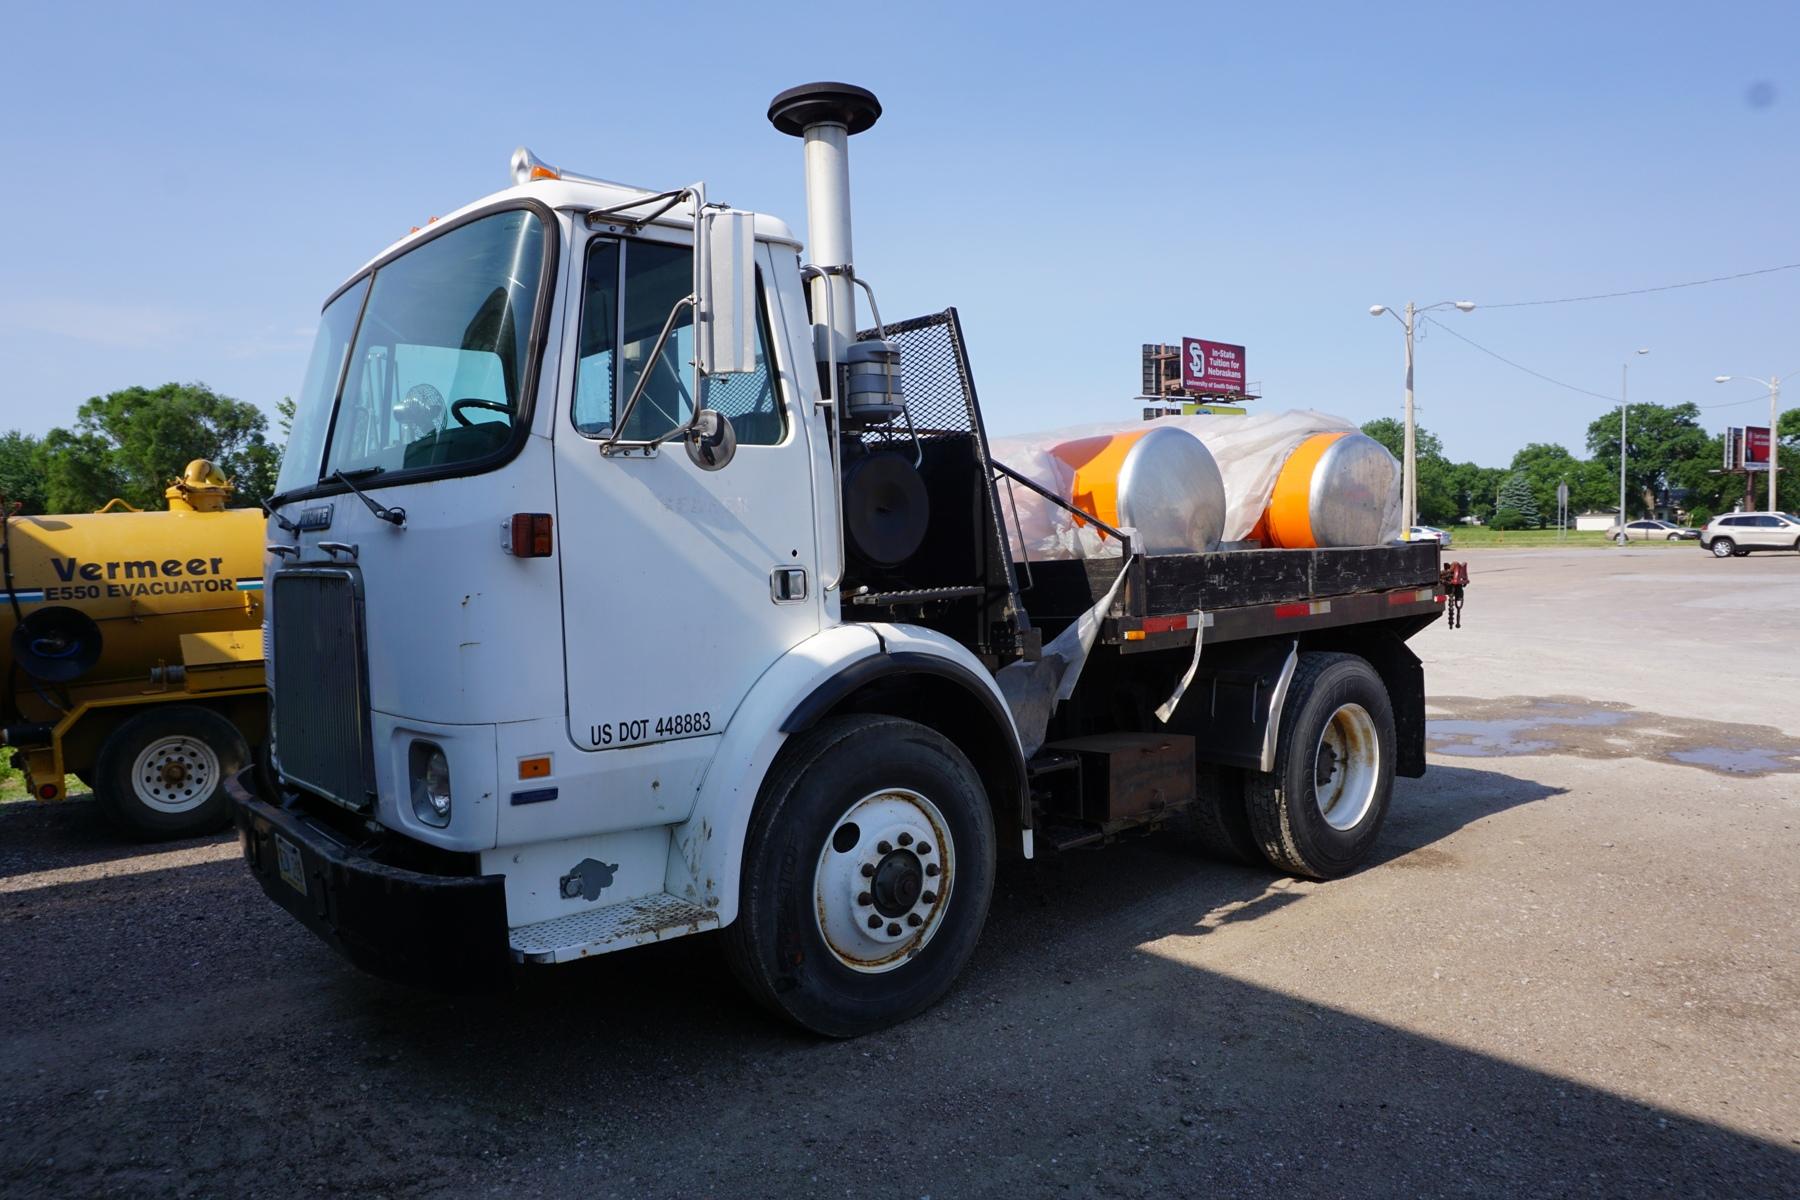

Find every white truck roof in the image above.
[339,175,801,293]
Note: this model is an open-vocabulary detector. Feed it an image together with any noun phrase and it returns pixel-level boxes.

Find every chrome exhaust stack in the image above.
[768,82,882,356]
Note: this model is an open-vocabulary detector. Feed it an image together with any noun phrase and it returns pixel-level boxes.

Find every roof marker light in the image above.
[511,146,562,186]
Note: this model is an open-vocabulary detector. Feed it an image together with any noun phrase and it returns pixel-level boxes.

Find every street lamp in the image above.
[1368,300,1477,533]
[1713,373,1783,511]
[1617,348,1650,544]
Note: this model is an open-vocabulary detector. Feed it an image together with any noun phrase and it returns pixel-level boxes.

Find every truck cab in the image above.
[238,83,1443,1035]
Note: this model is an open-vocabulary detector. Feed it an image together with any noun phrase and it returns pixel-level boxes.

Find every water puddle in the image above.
[1427,696,1800,778]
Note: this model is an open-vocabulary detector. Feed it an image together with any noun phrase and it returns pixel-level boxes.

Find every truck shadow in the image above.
[5,762,1794,1197]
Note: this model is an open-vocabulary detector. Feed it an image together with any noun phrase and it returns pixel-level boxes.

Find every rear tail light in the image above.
[504,513,553,557]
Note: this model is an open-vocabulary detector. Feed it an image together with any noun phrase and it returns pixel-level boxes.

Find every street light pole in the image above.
[1369,299,1476,534]
[1713,373,1783,510]
[1617,349,1649,543]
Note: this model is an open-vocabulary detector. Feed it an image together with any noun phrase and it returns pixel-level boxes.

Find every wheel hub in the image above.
[814,789,953,973]
[1313,703,1379,832]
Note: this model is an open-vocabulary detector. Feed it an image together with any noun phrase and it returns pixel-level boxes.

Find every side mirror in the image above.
[686,409,737,472]
[697,209,757,377]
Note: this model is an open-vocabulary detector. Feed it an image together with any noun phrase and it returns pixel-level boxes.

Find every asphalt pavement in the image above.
[1,546,1796,1198]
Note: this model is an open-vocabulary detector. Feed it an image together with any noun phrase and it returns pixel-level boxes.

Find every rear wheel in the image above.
[1244,653,1395,880]
[1710,538,1735,558]
[724,715,996,1037]
[95,706,247,840]
[1178,761,1261,865]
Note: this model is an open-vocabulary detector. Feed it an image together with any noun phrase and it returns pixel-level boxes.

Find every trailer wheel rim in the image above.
[814,788,954,974]
[1313,703,1379,832]
[130,735,220,814]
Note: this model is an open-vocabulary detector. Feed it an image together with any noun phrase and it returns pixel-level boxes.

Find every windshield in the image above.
[275,208,549,494]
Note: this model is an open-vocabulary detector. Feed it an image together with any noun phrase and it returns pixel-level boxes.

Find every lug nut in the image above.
[897,832,913,846]
[886,922,901,936]
[925,863,940,877]
[867,914,881,929]
[906,913,922,927]
[917,842,932,855]
[858,891,872,906]
[921,890,937,904]
[877,840,893,854]
[860,863,875,878]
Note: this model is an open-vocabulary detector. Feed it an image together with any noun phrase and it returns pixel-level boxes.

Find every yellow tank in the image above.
[2,462,264,687]
[2,460,267,837]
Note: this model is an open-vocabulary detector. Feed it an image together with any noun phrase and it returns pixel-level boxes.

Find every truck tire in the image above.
[724,714,996,1037]
[1178,762,1261,865]
[95,705,248,841]
[1243,652,1394,880]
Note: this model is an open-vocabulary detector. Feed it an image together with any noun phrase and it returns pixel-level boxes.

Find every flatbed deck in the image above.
[1018,542,1445,649]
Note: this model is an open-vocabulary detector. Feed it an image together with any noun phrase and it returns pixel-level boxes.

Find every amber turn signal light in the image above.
[507,513,553,557]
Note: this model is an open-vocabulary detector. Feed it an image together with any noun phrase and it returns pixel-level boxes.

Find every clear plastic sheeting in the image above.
[995,562,1132,758]
[990,410,1401,557]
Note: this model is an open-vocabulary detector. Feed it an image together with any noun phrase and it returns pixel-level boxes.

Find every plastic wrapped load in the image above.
[989,423,1226,559]
[989,409,1402,557]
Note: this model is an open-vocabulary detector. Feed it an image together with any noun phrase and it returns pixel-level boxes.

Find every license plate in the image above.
[276,834,307,897]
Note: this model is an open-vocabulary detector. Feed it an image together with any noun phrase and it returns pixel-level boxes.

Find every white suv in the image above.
[1700,511,1800,557]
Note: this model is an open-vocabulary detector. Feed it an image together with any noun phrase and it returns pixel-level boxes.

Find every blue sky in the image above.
[0,1,1794,465]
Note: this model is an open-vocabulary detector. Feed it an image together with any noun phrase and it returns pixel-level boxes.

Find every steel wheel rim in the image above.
[1312,703,1379,832]
[130,735,220,814]
[814,788,954,974]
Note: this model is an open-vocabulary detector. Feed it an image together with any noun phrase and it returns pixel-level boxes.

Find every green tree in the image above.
[1360,417,1461,524]
[38,382,278,512]
[1780,407,1800,456]
[0,430,47,514]
[1585,401,1710,519]
[1493,471,1541,528]
[1360,416,1444,462]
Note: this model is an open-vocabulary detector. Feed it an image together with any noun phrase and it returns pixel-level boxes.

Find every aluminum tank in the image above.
[1258,432,1400,548]
[1050,424,1227,555]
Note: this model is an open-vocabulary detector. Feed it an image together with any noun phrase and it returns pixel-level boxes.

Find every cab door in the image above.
[552,231,820,771]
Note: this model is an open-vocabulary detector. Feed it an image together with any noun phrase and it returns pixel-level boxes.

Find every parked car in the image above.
[1405,525,1453,546]
[1699,512,1800,557]
[1608,518,1699,542]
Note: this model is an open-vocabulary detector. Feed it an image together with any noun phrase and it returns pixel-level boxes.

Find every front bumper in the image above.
[228,769,511,991]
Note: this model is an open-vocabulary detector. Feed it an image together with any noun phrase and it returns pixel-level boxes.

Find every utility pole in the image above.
[1369,299,1475,534]
[1617,349,1649,543]
[1715,374,1783,511]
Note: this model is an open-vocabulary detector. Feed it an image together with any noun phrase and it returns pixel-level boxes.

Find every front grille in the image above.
[271,568,374,811]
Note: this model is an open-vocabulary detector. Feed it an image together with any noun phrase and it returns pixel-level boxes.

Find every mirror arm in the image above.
[600,295,697,455]
[586,187,697,232]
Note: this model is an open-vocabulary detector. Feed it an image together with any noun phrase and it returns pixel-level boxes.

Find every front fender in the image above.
[665,624,883,924]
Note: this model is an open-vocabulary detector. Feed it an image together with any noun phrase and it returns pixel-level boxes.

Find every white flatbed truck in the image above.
[233,83,1447,1035]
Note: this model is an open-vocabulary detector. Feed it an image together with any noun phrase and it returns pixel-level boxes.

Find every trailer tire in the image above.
[1178,762,1261,865]
[1244,652,1394,880]
[724,714,996,1037]
[95,706,247,841]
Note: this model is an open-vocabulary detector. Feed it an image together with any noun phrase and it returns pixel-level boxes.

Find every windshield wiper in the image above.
[332,469,406,528]
[256,495,299,535]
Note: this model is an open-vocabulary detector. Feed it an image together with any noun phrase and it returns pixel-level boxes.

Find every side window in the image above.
[572,238,785,446]
[1721,516,1747,527]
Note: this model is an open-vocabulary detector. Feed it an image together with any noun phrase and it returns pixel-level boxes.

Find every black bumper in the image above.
[228,769,512,992]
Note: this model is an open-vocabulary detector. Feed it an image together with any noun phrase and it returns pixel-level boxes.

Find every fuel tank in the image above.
[1255,432,1401,548]
[2,462,266,691]
[1049,424,1227,555]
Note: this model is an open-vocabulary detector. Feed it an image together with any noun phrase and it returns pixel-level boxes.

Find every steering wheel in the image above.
[451,398,509,427]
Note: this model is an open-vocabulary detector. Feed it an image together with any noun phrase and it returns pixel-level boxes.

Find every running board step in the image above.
[510,893,718,964]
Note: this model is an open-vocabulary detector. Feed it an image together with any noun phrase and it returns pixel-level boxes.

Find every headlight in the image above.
[409,741,452,827]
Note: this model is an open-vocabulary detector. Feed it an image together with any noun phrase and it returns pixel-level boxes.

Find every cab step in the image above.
[509,893,718,964]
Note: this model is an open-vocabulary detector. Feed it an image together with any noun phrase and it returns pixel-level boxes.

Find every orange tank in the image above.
[1255,432,1400,549]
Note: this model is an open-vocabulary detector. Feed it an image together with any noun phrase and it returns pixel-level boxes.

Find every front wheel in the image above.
[94,705,248,840]
[1244,653,1395,880]
[1710,538,1735,558]
[724,715,996,1037]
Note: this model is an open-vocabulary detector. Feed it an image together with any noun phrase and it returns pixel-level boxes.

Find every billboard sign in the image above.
[1180,338,1247,395]
[1724,427,1744,471]
[1746,425,1772,471]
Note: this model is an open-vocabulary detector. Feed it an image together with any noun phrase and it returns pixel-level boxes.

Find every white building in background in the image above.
[1574,510,1619,532]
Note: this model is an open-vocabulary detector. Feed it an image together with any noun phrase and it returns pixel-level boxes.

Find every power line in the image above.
[1421,316,1619,401]
[1481,261,1800,308]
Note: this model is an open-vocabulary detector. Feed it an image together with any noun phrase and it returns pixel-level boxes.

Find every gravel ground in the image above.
[1,548,1796,1198]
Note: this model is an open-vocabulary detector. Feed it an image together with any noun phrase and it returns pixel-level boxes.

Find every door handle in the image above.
[770,566,808,603]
